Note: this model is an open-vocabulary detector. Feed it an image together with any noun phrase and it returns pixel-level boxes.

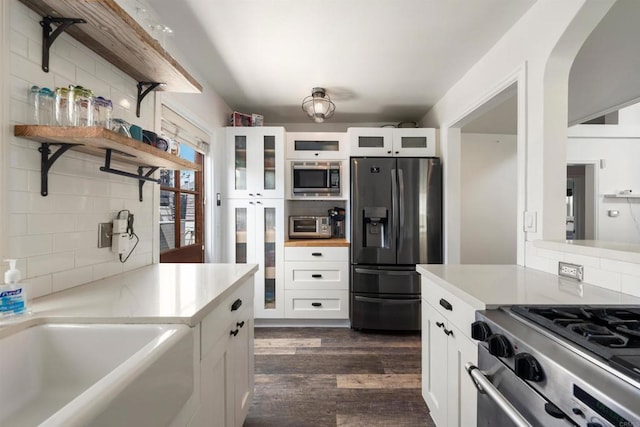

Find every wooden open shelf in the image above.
[15,125,201,171]
[18,0,202,94]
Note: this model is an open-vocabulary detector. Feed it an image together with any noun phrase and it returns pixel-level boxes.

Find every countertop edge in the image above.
[0,264,259,336]
[417,265,487,310]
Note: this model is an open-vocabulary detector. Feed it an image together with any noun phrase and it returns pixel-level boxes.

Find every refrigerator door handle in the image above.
[355,295,421,304]
[354,267,415,276]
[391,168,398,250]
[398,168,405,253]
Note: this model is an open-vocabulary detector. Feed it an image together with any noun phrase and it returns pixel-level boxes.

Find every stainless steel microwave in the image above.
[291,161,341,196]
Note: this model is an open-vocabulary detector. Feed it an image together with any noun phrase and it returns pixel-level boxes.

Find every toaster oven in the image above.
[289,216,332,239]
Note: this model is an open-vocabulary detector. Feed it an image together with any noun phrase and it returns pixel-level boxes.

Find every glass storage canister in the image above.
[94,96,113,129]
[37,87,55,126]
[73,86,95,126]
[55,87,76,126]
[28,85,40,125]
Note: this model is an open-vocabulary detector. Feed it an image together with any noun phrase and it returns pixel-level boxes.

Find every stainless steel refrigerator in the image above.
[350,157,442,331]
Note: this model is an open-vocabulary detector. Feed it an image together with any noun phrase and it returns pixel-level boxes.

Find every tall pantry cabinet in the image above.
[224,127,285,318]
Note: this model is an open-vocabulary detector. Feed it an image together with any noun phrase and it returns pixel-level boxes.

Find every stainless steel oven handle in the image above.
[465,363,533,427]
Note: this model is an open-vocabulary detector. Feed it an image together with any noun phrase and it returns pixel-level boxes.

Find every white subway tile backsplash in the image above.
[52,266,94,293]
[7,0,156,298]
[8,215,27,237]
[92,261,124,281]
[28,213,75,234]
[53,231,96,252]
[27,274,53,300]
[9,29,28,59]
[621,274,640,298]
[582,266,621,293]
[8,234,52,258]
[27,251,75,277]
[8,168,28,191]
[601,258,640,276]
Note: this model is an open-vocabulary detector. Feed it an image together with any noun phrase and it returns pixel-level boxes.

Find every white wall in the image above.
[460,133,517,263]
[420,0,615,265]
[2,0,232,298]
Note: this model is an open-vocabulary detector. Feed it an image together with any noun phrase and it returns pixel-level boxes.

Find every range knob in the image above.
[514,352,544,382]
[471,321,492,341]
[487,334,514,358]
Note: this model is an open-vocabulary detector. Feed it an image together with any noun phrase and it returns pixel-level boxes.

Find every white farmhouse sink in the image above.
[0,323,193,427]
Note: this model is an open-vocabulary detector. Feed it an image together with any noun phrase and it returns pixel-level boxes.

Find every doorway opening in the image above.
[566,163,597,240]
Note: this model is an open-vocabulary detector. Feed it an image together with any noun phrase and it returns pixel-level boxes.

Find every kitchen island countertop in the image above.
[417,264,640,310]
[1,263,258,333]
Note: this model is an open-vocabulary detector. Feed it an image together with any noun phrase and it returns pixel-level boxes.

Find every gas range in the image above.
[510,305,640,382]
[470,305,640,427]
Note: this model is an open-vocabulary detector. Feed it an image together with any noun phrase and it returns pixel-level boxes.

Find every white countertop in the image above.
[417,264,640,309]
[5,263,258,329]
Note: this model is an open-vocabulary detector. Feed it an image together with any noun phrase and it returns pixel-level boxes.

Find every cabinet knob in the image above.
[311,252,322,257]
[237,321,245,328]
[387,150,392,154]
[256,201,262,204]
[436,321,445,329]
[256,193,262,196]
[230,329,239,337]
[231,298,242,311]
[249,193,254,197]
[395,151,399,154]
[443,328,453,336]
[311,302,322,307]
[439,298,453,311]
[311,274,323,278]
[314,153,319,156]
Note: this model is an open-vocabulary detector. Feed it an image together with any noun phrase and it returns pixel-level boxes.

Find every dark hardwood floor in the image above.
[244,327,436,427]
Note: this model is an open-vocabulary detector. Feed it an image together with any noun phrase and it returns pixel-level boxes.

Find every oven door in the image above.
[468,346,575,427]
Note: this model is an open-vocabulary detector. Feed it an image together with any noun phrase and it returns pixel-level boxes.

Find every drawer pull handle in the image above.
[311,274,323,278]
[231,298,242,311]
[311,252,322,256]
[436,321,445,329]
[237,321,245,328]
[311,302,323,307]
[230,329,239,337]
[439,298,453,311]
[443,328,454,337]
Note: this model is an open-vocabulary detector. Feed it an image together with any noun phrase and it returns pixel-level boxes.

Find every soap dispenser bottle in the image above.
[0,259,27,318]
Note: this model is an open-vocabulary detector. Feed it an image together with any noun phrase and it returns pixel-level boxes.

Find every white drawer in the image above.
[421,276,477,340]
[284,261,348,290]
[284,290,349,319]
[284,246,348,262]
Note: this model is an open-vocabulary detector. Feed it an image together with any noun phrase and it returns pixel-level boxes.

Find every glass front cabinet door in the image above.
[226,127,285,199]
[225,199,285,318]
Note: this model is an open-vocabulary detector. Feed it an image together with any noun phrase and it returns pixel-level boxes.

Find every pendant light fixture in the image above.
[301,87,336,123]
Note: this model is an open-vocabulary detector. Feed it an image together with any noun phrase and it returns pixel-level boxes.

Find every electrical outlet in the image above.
[98,223,113,248]
[558,261,583,281]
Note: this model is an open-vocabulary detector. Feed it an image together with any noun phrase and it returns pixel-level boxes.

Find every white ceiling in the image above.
[152,0,535,124]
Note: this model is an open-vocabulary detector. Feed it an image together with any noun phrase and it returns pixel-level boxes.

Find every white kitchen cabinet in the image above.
[286,132,348,159]
[226,127,285,199]
[189,277,254,427]
[225,199,285,318]
[421,277,477,427]
[348,127,436,157]
[283,246,349,319]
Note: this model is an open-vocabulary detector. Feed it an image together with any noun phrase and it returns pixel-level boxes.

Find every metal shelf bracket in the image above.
[41,16,86,73]
[39,142,76,196]
[136,81,164,118]
[99,149,160,202]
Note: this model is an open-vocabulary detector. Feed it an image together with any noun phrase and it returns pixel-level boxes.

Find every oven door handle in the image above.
[465,363,533,427]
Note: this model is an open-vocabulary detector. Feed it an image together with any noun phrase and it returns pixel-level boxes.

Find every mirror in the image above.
[566,0,640,245]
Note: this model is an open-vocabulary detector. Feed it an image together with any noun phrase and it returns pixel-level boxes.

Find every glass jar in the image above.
[28,85,40,125]
[73,86,95,126]
[37,87,55,126]
[94,96,113,129]
[55,87,76,126]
